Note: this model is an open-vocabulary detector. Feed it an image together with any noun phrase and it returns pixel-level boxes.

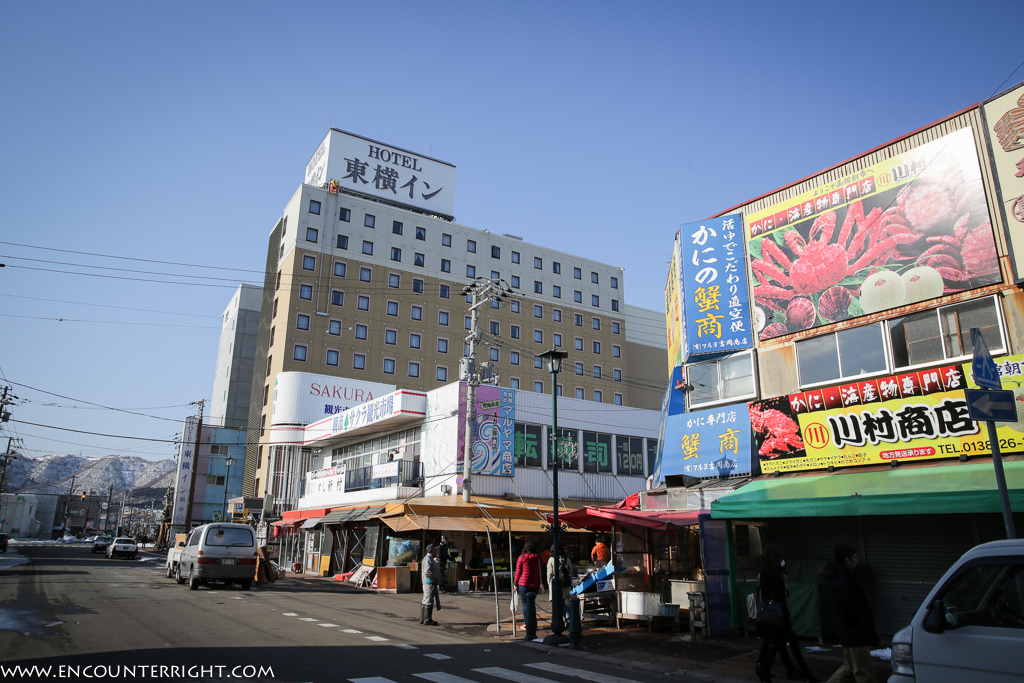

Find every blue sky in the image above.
[1,1,1021,462]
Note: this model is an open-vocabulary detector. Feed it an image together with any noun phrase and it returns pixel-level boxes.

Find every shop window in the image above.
[615,436,645,476]
[515,424,542,467]
[688,351,757,406]
[796,323,888,387]
[888,296,1005,370]
[582,431,612,473]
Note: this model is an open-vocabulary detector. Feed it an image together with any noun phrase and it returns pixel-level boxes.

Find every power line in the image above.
[0,240,264,274]
[11,420,181,443]
[4,380,189,423]
[0,293,222,318]
[0,314,220,329]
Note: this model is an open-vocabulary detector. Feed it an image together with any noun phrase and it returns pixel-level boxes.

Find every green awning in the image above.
[710,460,1024,519]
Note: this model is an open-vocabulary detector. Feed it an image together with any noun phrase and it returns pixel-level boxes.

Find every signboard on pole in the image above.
[965,389,1018,422]
[971,328,1003,389]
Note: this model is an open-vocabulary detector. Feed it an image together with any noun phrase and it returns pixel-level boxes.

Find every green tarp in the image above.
[711,460,1024,519]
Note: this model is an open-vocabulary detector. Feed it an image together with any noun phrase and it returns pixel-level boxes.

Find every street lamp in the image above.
[539,348,568,645]
[222,456,235,522]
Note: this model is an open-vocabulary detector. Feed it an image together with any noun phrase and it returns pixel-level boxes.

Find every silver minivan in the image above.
[176,523,258,590]
[889,538,1024,683]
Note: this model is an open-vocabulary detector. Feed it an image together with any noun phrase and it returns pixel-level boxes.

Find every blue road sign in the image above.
[965,388,1018,422]
[970,328,1002,390]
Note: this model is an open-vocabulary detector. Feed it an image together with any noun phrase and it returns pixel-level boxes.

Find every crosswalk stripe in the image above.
[283,612,298,616]
[424,653,451,660]
[366,635,389,642]
[350,677,395,683]
[319,623,339,628]
[474,667,556,683]
[343,629,363,633]
[414,673,478,683]
[299,617,319,622]
[395,644,418,650]
[523,663,643,683]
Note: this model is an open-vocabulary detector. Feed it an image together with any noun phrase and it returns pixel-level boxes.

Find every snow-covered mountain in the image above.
[2,453,176,496]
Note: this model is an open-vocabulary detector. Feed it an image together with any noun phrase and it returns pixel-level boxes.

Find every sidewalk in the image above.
[253,568,893,682]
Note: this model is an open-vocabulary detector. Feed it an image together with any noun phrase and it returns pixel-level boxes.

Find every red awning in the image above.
[271,519,301,527]
[614,492,641,509]
[552,506,702,532]
[281,508,330,521]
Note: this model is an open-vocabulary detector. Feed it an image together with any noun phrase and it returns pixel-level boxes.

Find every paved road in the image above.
[1,543,739,683]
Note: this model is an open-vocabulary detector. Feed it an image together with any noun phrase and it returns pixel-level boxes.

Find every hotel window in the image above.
[534,304,543,318]
[510,351,520,365]
[337,234,348,250]
[552,309,561,322]
[611,276,618,289]
[510,378,520,389]
[511,325,520,339]
[467,239,476,253]
[592,295,600,307]
[591,272,599,284]
[364,214,375,228]
[490,321,500,335]
[293,345,307,362]
[357,295,370,311]
[353,354,366,370]
[553,333,562,347]
[490,348,499,362]
[385,329,397,345]
[296,314,310,331]
[534,356,543,369]
[439,311,449,326]
[339,207,351,222]
[302,255,315,271]
[552,261,561,274]
[442,233,452,247]
[534,257,543,269]
[593,366,602,379]
[511,251,520,264]
[439,284,450,299]
[410,333,421,349]
[511,276,520,288]
[308,200,321,215]
[299,284,312,300]
[391,247,402,262]
[362,240,373,255]
[409,362,420,378]
[392,221,403,235]
[389,273,401,288]
[574,267,582,279]
[326,350,339,366]
[383,358,395,374]
[534,281,543,294]
[575,338,583,351]
[411,305,423,321]
[438,338,449,353]
[575,388,584,399]
[416,227,426,241]
[553,286,561,298]
[355,324,368,340]
[329,320,342,336]
[306,227,318,243]
[613,345,621,358]
[467,265,476,278]
[614,368,622,382]
[360,267,371,282]
[574,314,583,326]
[511,300,520,313]
[491,298,500,309]
[441,258,451,273]
[574,291,582,303]
[414,253,425,267]
[436,366,448,381]
[492,245,500,259]
[593,341,601,354]
[593,318,601,330]
[611,300,619,312]
[386,301,398,316]
[614,394,622,405]
[465,316,472,330]
[413,278,424,293]
[534,330,543,343]
[534,381,544,393]
[491,270,500,281]
[334,261,346,277]
[593,391,603,403]
[612,321,620,334]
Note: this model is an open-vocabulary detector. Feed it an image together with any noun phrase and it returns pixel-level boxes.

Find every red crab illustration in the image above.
[752,201,917,304]
[749,403,804,460]
[915,212,1000,288]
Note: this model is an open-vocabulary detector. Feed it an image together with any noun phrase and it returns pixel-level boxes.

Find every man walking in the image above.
[420,544,441,626]
[819,544,879,683]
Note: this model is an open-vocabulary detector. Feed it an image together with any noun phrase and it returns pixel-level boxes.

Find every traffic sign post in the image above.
[969,328,1016,539]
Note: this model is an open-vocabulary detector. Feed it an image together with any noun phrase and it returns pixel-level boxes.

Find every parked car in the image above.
[91,535,114,553]
[176,523,257,590]
[106,537,138,559]
[889,538,1024,683]
[165,533,188,579]
[0,533,8,553]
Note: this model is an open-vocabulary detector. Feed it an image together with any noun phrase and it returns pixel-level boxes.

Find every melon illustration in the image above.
[860,270,906,314]
[901,266,945,305]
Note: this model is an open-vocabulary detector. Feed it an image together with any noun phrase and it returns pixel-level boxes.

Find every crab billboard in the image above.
[748,127,1000,341]
[680,214,753,358]
[750,353,1024,474]
[981,80,1024,283]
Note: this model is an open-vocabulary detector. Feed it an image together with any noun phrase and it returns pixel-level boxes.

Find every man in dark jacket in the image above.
[819,544,878,683]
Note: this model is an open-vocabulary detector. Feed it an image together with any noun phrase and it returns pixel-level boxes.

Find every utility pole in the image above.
[0,436,16,533]
[183,399,205,529]
[459,278,511,502]
[105,484,113,534]
[62,473,77,536]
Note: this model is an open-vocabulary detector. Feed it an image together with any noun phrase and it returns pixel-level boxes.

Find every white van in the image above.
[889,538,1024,683]
[176,523,258,590]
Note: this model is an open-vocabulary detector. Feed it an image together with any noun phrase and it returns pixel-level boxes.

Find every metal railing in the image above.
[345,459,422,493]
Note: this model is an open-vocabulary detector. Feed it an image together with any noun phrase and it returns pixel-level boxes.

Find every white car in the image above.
[106,537,138,559]
[889,538,1024,683]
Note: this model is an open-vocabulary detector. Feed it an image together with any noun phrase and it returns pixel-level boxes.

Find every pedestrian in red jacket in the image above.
[514,541,542,640]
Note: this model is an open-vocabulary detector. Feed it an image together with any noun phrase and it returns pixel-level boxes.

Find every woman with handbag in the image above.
[755,545,819,683]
